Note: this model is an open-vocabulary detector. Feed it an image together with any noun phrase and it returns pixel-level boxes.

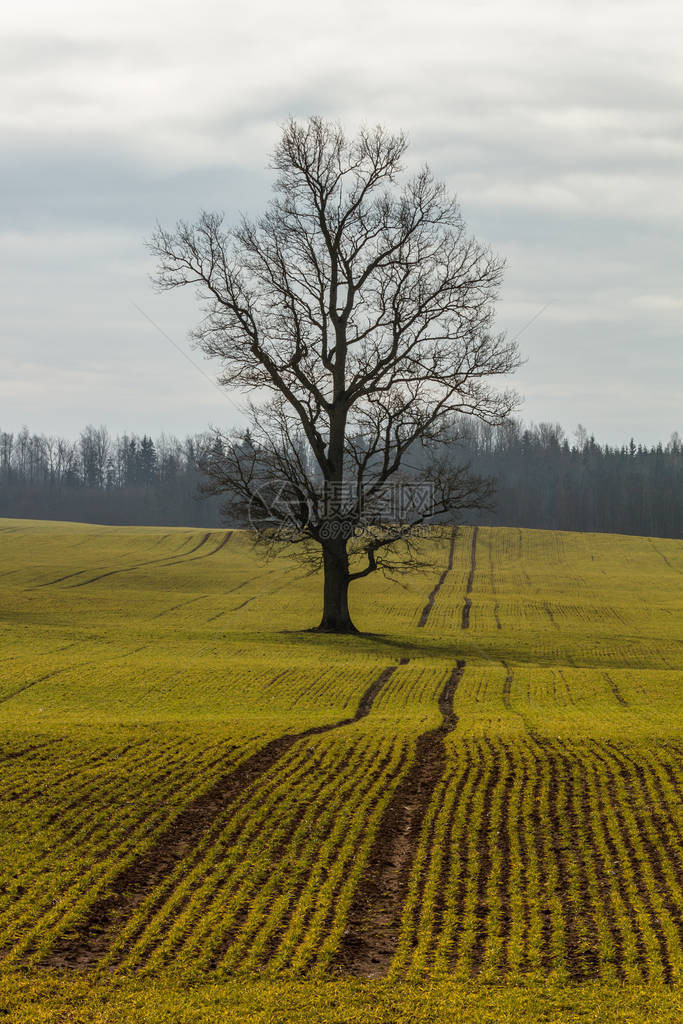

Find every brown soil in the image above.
[527,744,553,973]
[205,742,399,974]
[41,663,398,969]
[333,661,465,978]
[603,744,683,946]
[460,526,478,629]
[543,743,599,981]
[495,744,515,973]
[588,753,649,978]
[573,751,626,979]
[469,738,501,972]
[428,755,472,943]
[447,756,485,970]
[466,526,478,594]
[589,743,672,983]
[418,528,457,627]
[513,750,531,973]
[501,660,513,709]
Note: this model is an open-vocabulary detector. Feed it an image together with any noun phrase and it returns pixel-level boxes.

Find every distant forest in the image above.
[1,421,681,539]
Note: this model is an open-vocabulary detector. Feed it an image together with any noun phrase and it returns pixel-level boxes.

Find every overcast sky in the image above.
[2,0,681,445]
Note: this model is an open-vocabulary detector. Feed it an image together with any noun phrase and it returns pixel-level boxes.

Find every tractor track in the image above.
[32,532,215,590]
[42,663,399,969]
[333,660,465,977]
[207,742,398,974]
[418,527,457,627]
[68,531,231,589]
[461,526,478,629]
[603,672,628,707]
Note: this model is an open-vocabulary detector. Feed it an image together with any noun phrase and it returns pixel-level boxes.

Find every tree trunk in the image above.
[316,541,357,633]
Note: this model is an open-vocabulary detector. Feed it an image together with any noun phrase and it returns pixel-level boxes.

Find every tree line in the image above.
[0,425,223,527]
[0,420,680,539]
[456,419,682,539]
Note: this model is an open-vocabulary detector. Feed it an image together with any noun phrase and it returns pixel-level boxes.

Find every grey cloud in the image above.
[1,0,680,445]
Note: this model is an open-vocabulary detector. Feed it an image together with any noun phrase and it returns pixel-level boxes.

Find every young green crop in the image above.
[0,517,681,1018]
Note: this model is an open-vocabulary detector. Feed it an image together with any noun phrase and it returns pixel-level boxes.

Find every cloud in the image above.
[1,0,681,444]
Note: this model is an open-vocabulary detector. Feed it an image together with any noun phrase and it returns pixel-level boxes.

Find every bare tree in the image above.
[149,118,520,632]
[80,425,111,489]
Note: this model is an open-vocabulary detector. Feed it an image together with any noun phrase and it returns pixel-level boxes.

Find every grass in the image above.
[0,517,681,1020]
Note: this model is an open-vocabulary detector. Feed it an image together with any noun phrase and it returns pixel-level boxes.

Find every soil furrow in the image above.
[588,757,649,978]
[429,758,472,944]
[460,527,478,629]
[0,661,95,706]
[543,744,584,979]
[603,673,628,707]
[648,539,679,572]
[114,743,321,970]
[608,745,683,887]
[33,569,86,588]
[447,754,485,970]
[513,748,531,973]
[11,743,238,959]
[0,738,63,766]
[555,746,600,979]
[333,661,465,977]
[527,743,553,972]
[657,750,683,805]
[543,602,557,628]
[153,595,210,619]
[153,530,232,569]
[286,745,411,977]
[466,526,478,594]
[590,744,673,983]
[601,745,683,946]
[486,537,502,630]
[42,663,398,969]
[469,738,501,973]
[180,742,366,973]
[418,527,457,627]
[233,746,397,973]
[496,743,515,974]
[71,531,218,588]
[501,661,513,710]
[571,749,626,979]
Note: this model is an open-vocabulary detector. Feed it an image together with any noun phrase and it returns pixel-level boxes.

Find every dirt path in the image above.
[333,660,465,977]
[42,663,399,969]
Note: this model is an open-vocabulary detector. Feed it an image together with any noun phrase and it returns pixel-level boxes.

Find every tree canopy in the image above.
[149,118,520,631]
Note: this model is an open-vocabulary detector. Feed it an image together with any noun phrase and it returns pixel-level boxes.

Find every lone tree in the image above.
[150,118,520,633]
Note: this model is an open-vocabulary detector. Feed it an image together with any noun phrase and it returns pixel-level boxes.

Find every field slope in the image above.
[0,519,681,1022]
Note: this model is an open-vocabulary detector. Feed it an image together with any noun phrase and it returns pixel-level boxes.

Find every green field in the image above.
[0,518,682,1022]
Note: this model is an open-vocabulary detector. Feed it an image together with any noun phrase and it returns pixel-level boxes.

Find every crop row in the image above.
[392,736,682,982]
[0,732,261,965]
[70,726,408,977]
